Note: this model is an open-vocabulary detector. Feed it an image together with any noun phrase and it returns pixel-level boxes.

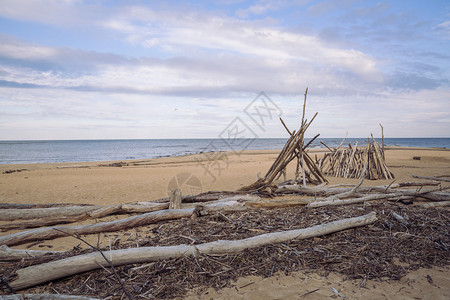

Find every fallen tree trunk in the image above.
[9,212,377,290]
[0,245,64,262]
[0,199,250,247]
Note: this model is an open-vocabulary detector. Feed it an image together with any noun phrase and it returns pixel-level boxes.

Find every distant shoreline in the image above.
[1,146,449,168]
[1,138,449,165]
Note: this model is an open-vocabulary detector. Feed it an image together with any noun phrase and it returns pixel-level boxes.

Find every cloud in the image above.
[0,1,449,139]
[0,0,93,26]
[235,0,278,18]
[436,20,450,39]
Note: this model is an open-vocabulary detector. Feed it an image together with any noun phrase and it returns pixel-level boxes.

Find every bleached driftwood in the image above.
[0,245,64,262]
[0,206,101,221]
[9,212,377,290]
[277,184,450,201]
[412,174,450,182]
[418,201,450,208]
[245,197,313,208]
[0,215,90,231]
[0,198,252,247]
[169,189,182,209]
[0,203,171,222]
[0,203,95,209]
[307,193,403,208]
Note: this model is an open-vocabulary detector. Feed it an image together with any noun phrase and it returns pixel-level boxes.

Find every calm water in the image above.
[0,138,449,165]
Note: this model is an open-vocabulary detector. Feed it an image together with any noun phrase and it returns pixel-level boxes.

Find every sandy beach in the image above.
[0,147,449,299]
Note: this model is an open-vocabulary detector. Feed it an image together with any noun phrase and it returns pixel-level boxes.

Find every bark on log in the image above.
[9,212,377,290]
[0,245,64,262]
[0,200,249,247]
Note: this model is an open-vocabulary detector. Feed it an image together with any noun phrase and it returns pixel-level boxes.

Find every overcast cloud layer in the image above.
[0,0,449,139]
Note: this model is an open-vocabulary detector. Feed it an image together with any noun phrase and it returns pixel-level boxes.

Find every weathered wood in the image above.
[412,174,450,182]
[183,195,260,209]
[418,201,450,208]
[379,123,385,159]
[0,203,94,209]
[398,181,441,187]
[9,212,377,290]
[169,189,182,209]
[0,215,89,232]
[0,206,101,221]
[0,245,64,262]
[307,193,402,208]
[0,203,177,223]
[245,197,313,208]
[277,183,450,201]
[0,199,250,247]
[241,89,326,190]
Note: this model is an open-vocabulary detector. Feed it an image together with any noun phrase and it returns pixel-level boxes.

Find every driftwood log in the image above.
[0,245,64,262]
[0,203,170,222]
[9,212,377,290]
[412,174,450,182]
[0,196,258,247]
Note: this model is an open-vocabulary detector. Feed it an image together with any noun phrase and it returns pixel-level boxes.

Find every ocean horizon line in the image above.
[1,138,449,165]
[1,136,450,142]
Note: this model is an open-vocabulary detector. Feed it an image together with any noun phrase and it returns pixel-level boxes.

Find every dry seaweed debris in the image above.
[1,203,448,299]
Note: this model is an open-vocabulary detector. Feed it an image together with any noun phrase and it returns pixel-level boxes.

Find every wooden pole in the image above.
[379,123,385,160]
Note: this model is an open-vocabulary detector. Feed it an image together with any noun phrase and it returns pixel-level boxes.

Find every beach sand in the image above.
[0,147,449,299]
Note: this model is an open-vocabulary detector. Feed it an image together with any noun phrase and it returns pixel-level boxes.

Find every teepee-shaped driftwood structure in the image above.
[317,135,394,180]
[241,88,327,192]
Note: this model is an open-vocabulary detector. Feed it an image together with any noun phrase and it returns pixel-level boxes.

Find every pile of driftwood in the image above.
[1,172,449,294]
[317,136,394,180]
[242,88,327,192]
[0,89,449,298]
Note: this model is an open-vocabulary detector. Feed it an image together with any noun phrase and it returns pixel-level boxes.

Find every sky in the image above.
[0,0,449,140]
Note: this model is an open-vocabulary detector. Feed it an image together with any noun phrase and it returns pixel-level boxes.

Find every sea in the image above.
[0,138,449,165]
